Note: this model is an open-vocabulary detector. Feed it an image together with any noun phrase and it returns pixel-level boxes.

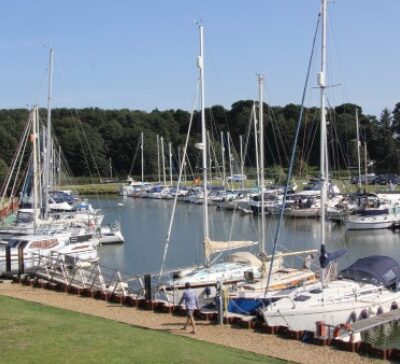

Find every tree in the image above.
[392,102,400,137]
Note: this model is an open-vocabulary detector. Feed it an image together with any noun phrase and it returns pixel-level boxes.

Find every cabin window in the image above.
[294,295,311,302]
[30,239,58,249]
[16,211,33,224]
[383,269,396,283]
[9,240,22,248]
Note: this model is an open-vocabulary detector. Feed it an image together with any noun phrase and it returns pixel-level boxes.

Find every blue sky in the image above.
[0,0,399,117]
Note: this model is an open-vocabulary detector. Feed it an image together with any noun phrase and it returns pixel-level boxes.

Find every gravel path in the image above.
[0,281,383,364]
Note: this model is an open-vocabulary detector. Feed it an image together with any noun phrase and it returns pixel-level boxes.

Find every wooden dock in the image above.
[337,309,400,338]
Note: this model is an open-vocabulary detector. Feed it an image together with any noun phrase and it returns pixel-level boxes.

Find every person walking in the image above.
[178,282,199,334]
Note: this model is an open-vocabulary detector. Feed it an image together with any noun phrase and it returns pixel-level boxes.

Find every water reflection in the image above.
[362,322,400,350]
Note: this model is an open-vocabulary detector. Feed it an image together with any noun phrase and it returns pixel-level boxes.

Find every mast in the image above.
[161,136,166,185]
[258,74,266,258]
[319,0,328,287]
[198,24,210,263]
[156,134,161,183]
[43,48,54,219]
[227,131,233,180]
[57,145,61,188]
[141,132,144,183]
[239,134,244,189]
[355,108,362,190]
[207,130,212,183]
[253,103,260,188]
[32,107,40,231]
[178,146,181,185]
[109,157,112,179]
[168,141,173,186]
[220,131,226,187]
[363,141,368,185]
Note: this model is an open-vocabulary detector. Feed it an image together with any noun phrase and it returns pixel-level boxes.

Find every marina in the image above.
[92,196,400,351]
[0,0,400,362]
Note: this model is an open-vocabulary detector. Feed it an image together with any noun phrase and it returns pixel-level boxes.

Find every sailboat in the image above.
[227,75,318,313]
[160,27,317,298]
[159,24,262,290]
[261,0,400,332]
[0,50,103,242]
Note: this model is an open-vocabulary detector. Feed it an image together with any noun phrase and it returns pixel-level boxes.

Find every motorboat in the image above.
[98,224,125,245]
[0,232,99,274]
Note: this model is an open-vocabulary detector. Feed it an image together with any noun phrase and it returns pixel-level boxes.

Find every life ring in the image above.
[391,302,398,311]
[359,309,369,320]
[333,323,352,338]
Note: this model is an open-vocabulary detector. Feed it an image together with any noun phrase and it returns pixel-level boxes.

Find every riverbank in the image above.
[63,182,122,195]
[60,179,399,196]
[0,281,381,364]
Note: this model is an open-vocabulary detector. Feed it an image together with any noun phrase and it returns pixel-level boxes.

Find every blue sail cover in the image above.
[338,255,400,290]
[227,298,265,314]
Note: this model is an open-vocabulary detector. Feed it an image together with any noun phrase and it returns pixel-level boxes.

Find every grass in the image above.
[64,182,122,195]
[0,296,286,364]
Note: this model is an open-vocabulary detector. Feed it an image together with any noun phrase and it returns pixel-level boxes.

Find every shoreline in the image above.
[0,281,381,364]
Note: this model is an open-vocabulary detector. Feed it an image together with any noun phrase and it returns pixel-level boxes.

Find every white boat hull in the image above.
[262,280,400,332]
[346,215,394,230]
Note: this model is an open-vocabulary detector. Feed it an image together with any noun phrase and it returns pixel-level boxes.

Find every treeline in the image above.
[0,101,399,183]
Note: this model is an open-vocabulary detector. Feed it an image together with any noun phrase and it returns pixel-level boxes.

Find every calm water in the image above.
[91,195,400,349]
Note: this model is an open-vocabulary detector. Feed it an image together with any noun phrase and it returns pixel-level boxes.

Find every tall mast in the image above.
[198,24,210,262]
[44,48,54,219]
[32,107,40,230]
[161,136,166,185]
[220,131,226,187]
[207,130,212,183]
[109,157,112,179]
[355,108,362,190]
[178,146,182,184]
[239,134,244,189]
[258,74,266,257]
[141,132,144,183]
[157,134,161,183]
[168,141,173,186]
[319,0,328,287]
[253,103,260,188]
[57,145,61,188]
[227,131,233,180]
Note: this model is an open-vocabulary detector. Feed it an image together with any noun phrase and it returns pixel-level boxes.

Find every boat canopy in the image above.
[338,255,400,290]
[204,238,258,260]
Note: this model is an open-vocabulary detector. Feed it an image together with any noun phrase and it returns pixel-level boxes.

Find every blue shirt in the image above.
[179,289,199,310]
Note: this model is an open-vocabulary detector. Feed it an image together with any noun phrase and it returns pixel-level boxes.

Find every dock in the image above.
[336,308,400,338]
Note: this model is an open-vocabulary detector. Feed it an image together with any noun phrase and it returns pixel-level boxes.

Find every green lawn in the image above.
[0,296,286,364]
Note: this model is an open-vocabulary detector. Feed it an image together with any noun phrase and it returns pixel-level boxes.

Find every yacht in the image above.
[262,255,400,332]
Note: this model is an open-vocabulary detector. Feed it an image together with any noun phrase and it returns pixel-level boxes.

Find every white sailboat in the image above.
[0,50,104,241]
[261,0,400,332]
[227,75,318,312]
[159,24,261,290]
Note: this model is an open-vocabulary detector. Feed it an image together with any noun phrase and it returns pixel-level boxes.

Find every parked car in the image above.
[350,173,376,185]
[227,174,247,182]
[375,174,399,185]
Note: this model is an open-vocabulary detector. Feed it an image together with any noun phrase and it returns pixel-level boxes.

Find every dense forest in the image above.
[0,100,399,184]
